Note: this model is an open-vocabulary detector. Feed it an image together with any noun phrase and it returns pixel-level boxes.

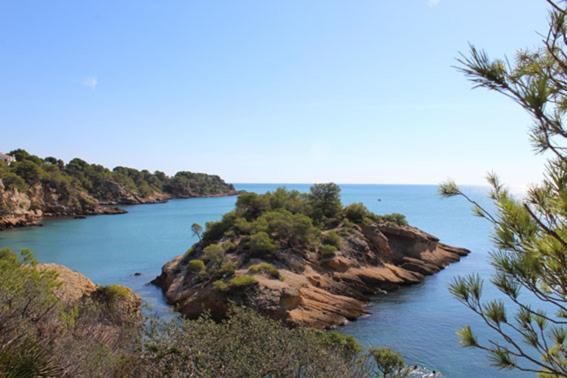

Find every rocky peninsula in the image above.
[155,184,469,329]
[0,149,237,230]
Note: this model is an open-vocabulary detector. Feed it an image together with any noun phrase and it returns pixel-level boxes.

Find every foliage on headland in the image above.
[0,148,235,200]
[156,183,468,329]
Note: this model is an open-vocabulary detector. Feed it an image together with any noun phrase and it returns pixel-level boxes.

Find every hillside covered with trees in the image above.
[0,149,237,229]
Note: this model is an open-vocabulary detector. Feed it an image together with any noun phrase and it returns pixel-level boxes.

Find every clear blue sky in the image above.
[0,1,550,187]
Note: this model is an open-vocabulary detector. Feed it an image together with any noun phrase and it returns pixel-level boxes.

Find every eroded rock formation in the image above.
[155,222,468,329]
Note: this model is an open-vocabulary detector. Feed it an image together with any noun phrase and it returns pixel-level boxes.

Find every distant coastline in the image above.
[0,149,238,230]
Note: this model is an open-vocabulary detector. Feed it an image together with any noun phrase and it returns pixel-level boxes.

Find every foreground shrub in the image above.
[136,306,372,378]
[0,248,140,377]
[369,347,408,377]
[0,248,413,377]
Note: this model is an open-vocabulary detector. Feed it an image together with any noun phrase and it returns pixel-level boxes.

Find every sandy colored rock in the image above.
[155,222,470,329]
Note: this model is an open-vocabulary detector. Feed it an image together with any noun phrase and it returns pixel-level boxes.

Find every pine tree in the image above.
[440,1,567,376]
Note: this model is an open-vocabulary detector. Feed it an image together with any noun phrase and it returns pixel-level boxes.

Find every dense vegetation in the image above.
[441,1,567,376]
[0,149,235,201]
[0,248,412,378]
[183,183,407,285]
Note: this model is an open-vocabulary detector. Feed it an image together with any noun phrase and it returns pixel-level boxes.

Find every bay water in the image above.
[0,184,528,377]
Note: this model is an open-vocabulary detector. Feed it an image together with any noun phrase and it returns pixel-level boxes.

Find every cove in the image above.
[0,184,525,377]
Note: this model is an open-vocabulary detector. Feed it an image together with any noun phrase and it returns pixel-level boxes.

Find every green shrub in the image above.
[320,244,337,259]
[0,248,141,377]
[202,244,225,265]
[236,192,269,220]
[187,259,206,272]
[101,285,130,301]
[322,231,341,247]
[249,231,278,256]
[228,275,257,289]
[369,347,407,377]
[325,331,362,356]
[248,262,281,279]
[219,261,237,277]
[234,217,254,234]
[198,270,210,280]
[379,213,408,226]
[221,241,237,252]
[344,203,370,224]
[308,183,342,225]
[255,210,319,249]
[213,279,229,292]
[138,306,372,377]
[0,171,27,191]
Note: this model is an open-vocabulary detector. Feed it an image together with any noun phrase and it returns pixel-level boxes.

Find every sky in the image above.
[0,0,552,188]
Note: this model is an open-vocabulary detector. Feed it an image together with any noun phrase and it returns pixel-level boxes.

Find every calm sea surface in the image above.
[0,184,530,377]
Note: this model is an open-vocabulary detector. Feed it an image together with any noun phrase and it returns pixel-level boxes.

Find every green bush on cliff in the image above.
[101,285,131,301]
[378,213,408,226]
[213,279,229,292]
[320,244,337,259]
[248,262,281,279]
[228,274,257,288]
[254,210,319,249]
[218,261,237,277]
[202,244,225,266]
[249,231,278,256]
[307,183,343,225]
[322,230,341,247]
[344,203,370,224]
[187,259,206,272]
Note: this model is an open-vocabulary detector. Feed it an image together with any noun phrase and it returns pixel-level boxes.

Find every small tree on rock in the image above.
[191,223,203,241]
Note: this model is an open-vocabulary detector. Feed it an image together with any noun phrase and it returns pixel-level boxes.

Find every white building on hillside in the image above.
[0,153,15,166]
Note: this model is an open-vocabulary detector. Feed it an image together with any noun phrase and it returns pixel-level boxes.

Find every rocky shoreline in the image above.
[0,183,238,231]
[0,149,239,231]
[155,219,469,329]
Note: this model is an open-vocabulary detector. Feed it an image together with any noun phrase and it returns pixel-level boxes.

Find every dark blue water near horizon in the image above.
[0,184,530,378]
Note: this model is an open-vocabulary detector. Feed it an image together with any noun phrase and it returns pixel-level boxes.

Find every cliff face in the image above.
[0,180,125,229]
[155,215,469,329]
[0,149,238,230]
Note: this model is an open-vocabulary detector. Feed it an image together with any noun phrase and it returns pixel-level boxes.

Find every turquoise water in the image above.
[0,184,528,377]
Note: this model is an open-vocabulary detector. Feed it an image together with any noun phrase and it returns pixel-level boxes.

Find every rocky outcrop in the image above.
[155,222,469,329]
[0,173,237,231]
[38,262,141,314]
[0,180,125,230]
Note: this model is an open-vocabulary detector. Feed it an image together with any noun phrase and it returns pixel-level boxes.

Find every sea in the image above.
[0,184,532,377]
